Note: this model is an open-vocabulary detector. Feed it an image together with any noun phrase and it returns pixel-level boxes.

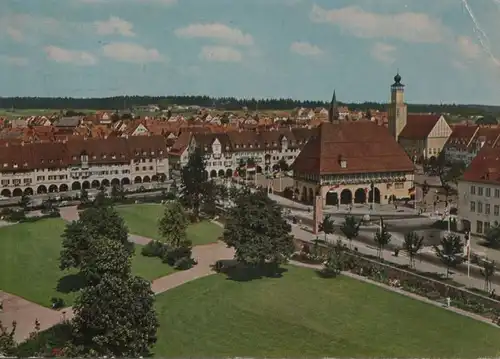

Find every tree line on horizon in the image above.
[0,95,497,116]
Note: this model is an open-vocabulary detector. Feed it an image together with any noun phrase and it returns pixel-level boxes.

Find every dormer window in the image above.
[135,151,139,156]
[23,162,28,167]
[72,156,77,160]
[49,159,54,163]
[225,146,230,150]
[13,163,18,168]
[3,163,7,168]
[249,144,253,148]
[112,154,116,159]
[121,154,126,158]
[102,155,107,159]
[159,150,163,155]
[92,155,96,159]
[41,160,44,164]
[142,151,147,156]
[151,151,155,155]
[235,144,239,148]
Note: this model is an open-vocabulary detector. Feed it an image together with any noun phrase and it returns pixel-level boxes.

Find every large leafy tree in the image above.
[433,233,464,278]
[402,231,425,268]
[158,200,188,247]
[181,147,208,220]
[340,215,360,249]
[80,237,133,285]
[373,218,392,259]
[223,188,294,270]
[60,206,133,270]
[68,237,158,357]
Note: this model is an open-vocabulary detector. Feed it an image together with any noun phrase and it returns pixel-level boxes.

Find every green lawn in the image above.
[116,204,223,245]
[0,219,174,307]
[154,266,500,358]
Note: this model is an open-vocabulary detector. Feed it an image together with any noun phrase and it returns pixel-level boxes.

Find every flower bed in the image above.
[292,238,500,324]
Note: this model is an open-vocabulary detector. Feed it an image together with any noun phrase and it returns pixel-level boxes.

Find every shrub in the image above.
[141,240,169,258]
[15,321,72,358]
[50,297,65,310]
[174,257,196,270]
[162,240,193,266]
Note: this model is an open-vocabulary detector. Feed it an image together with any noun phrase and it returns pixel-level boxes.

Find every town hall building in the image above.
[291,89,415,206]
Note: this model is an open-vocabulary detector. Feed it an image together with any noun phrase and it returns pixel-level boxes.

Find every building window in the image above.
[485,222,491,233]
[486,188,491,197]
[478,202,483,213]
[486,204,491,215]
[478,187,484,196]
[470,201,476,212]
[135,167,139,171]
[471,185,476,195]
[395,183,404,189]
[495,189,500,198]
[477,220,483,234]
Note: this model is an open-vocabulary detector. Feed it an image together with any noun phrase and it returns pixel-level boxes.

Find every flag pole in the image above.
[467,231,471,277]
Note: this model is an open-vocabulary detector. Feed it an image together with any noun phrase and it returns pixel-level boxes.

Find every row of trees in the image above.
[317,215,496,290]
[1,96,497,116]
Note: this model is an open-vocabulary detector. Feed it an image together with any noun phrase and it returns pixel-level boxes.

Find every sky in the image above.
[1,0,500,105]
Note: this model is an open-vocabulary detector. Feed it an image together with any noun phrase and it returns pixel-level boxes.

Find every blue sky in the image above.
[1,0,500,104]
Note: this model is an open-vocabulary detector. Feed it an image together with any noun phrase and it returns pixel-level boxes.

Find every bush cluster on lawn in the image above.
[0,208,60,223]
[141,240,196,270]
[292,239,500,324]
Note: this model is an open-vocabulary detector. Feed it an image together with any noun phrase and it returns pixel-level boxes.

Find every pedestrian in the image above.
[446,297,451,307]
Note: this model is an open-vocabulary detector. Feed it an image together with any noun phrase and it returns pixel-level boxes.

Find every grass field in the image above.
[0,219,174,307]
[154,266,500,358]
[116,203,223,245]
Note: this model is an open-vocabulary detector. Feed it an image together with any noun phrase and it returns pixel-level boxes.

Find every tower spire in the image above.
[328,89,339,123]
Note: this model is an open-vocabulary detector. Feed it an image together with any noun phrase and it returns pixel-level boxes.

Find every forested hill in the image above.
[0,96,498,116]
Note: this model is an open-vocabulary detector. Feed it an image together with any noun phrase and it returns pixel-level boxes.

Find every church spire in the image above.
[328,89,340,123]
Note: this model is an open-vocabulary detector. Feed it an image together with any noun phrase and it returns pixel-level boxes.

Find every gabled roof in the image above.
[462,146,500,184]
[399,114,442,140]
[293,121,414,175]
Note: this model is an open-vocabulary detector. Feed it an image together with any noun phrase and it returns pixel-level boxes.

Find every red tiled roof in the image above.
[399,114,441,139]
[462,146,500,184]
[0,135,167,172]
[444,124,478,151]
[292,121,414,175]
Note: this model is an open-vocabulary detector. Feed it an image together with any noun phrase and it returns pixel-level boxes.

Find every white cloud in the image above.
[310,5,447,43]
[199,46,242,62]
[6,26,24,42]
[0,14,61,40]
[290,41,323,56]
[94,16,135,36]
[0,55,28,66]
[370,42,397,64]
[44,46,97,66]
[456,35,481,60]
[102,42,165,63]
[175,23,254,46]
